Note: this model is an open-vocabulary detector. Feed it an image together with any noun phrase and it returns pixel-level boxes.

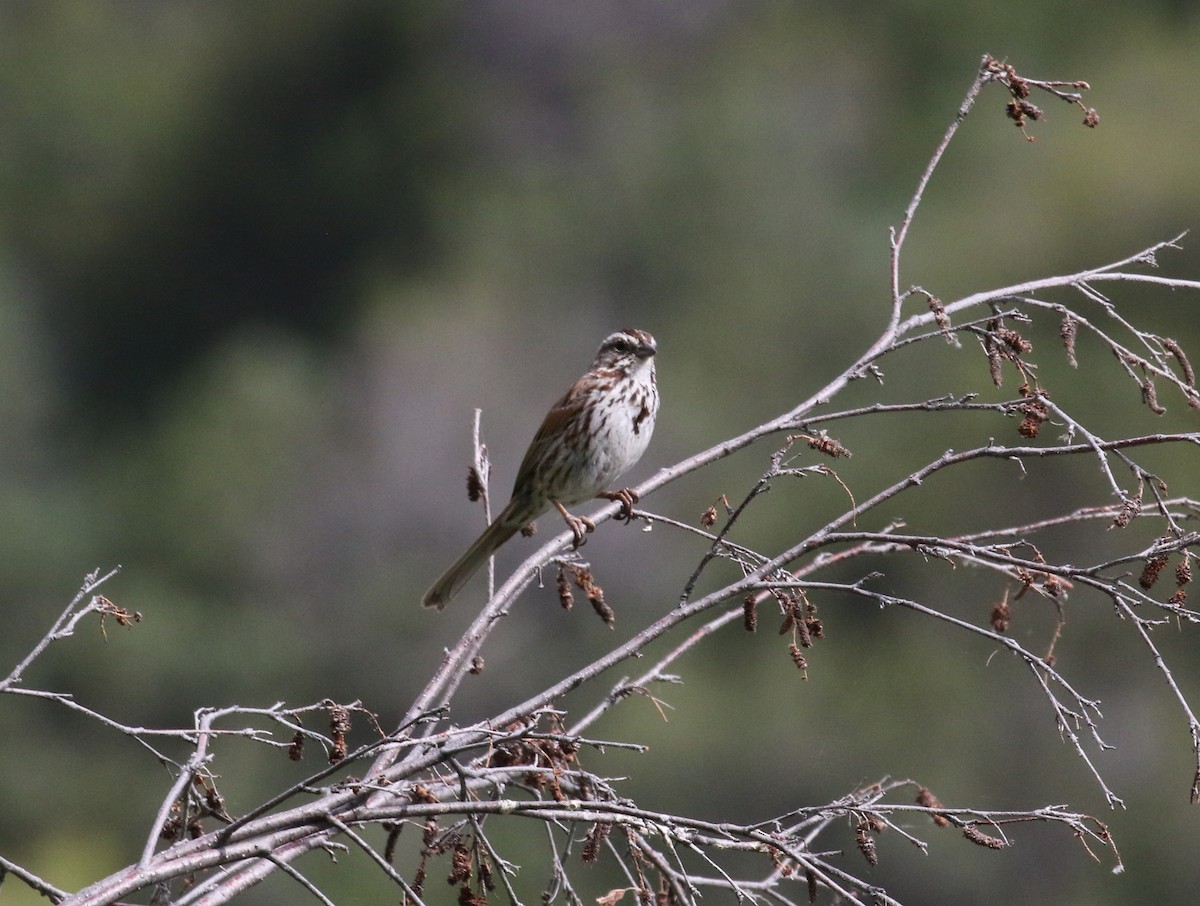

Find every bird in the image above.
[422,328,659,609]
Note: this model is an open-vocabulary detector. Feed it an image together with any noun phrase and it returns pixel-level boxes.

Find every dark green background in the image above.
[2,3,1198,904]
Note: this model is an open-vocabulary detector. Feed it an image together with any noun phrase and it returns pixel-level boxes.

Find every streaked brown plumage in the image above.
[422,329,659,609]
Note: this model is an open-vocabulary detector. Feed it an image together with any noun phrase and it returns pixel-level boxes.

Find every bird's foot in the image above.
[597,488,640,523]
[554,501,595,549]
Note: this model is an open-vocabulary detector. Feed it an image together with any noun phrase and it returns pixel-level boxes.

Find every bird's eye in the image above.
[611,339,631,353]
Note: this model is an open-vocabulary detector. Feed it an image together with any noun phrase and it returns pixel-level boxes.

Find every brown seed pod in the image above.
[1060,315,1078,368]
[963,825,1008,849]
[1140,553,1169,590]
[991,599,1012,633]
[743,594,758,632]
[466,466,485,502]
[855,821,879,866]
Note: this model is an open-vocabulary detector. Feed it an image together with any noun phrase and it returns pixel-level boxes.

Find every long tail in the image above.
[421,513,522,609]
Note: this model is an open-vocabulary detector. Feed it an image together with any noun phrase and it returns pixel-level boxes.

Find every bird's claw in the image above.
[598,488,640,523]
[553,500,595,549]
[565,514,595,549]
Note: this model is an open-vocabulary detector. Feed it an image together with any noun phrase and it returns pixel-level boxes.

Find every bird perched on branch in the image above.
[422,328,659,609]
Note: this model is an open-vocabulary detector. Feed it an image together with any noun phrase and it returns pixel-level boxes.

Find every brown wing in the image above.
[510,384,579,494]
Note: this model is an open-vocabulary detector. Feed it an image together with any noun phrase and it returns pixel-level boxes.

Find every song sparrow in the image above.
[422,328,659,609]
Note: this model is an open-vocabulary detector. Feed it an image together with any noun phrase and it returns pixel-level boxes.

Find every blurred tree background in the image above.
[1,2,1198,904]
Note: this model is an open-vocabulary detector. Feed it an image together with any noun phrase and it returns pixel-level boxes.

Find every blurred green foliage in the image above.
[1,2,1199,904]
